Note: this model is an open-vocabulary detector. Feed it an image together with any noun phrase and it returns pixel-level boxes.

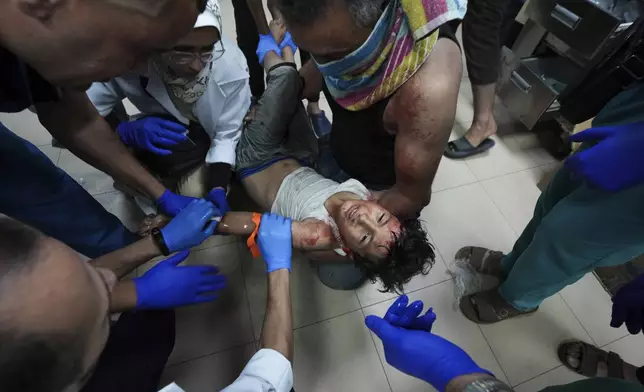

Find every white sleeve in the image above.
[221,349,293,392]
[86,81,125,117]
[204,79,251,166]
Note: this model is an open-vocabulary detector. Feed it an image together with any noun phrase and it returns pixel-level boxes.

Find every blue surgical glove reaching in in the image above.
[366,297,490,392]
[611,273,644,335]
[384,294,436,331]
[160,199,220,253]
[257,213,292,273]
[206,187,231,216]
[117,117,188,156]
[134,250,227,309]
[156,189,199,217]
[256,34,281,65]
[279,32,298,55]
[566,122,644,192]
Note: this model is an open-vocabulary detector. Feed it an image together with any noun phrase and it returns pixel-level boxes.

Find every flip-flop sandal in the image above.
[558,340,633,379]
[455,246,506,279]
[460,288,538,324]
[444,136,495,159]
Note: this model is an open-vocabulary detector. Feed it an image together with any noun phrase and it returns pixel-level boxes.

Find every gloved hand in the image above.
[156,189,199,217]
[257,34,281,64]
[366,298,490,391]
[206,187,231,216]
[134,250,227,309]
[566,122,644,191]
[160,199,220,253]
[117,117,187,155]
[384,294,436,332]
[611,273,644,335]
[257,213,292,273]
[279,31,298,54]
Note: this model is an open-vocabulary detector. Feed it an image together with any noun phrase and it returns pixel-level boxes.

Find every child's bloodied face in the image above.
[336,199,402,261]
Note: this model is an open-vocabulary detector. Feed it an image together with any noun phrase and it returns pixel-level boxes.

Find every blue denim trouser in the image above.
[0,122,137,258]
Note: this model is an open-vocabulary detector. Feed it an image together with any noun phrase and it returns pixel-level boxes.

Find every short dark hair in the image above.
[277,0,385,28]
[354,218,435,293]
[0,218,85,392]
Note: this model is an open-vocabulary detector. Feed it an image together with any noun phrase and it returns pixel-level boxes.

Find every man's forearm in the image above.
[379,187,431,218]
[260,269,293,361]
[36,92,166,199]
[299,61,325,101]
[246,0,270,35]
[91,236,161,279]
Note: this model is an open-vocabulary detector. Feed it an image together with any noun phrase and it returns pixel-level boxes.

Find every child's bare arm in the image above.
[139,212,338,251]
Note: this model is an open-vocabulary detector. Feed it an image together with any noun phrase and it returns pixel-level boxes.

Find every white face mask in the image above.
[152,58,213,105]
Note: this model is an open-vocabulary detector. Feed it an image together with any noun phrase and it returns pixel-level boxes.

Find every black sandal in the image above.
[444,136,495,159]
[557,340,634,379]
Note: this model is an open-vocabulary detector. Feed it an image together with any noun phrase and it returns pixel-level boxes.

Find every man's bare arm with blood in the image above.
[36,91,167,199]
[379,39,462,217]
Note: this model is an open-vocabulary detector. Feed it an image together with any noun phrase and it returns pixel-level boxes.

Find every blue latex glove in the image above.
[611,273,644,335]
[206,187,231,216]
[366,298,490,391]
[279,31,298,54]
[384,294,436,331]
[134,250,227,309]
[257,34,281,64]
[566,122,644,191]
[117,117,187,155]
[257,213,292,273]
[160,199,220,253]
[156,189,199,217]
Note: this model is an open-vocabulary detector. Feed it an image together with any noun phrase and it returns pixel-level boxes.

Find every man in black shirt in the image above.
[0,0,208,258]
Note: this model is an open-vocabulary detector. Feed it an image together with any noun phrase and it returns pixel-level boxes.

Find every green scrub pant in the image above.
[497,86,644,311]
[498,164,644,310]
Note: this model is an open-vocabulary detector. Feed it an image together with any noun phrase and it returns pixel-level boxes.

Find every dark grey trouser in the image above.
[235,64,317,177]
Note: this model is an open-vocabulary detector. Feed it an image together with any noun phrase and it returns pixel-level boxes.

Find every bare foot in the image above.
[464,115,497,147]
[269,19,285,45]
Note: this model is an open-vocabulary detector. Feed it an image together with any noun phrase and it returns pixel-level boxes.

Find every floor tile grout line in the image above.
[431,161,554,196]
[510,364,567,388]
[559,293,599,347]
[599,332,631,349]
[475,323,511,385]
[360,308,395,392]
[477,171,521,239]
[358,276,455,311]
[165,340,257,369]
[292,308,363,332]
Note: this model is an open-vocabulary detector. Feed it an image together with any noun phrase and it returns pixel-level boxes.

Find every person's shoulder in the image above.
[0,46,58,112]
[209,36,250,86]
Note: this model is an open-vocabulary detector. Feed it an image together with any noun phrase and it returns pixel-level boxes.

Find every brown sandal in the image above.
[460,288,538,324]
[455,246,506,279]
[557,340,638,380]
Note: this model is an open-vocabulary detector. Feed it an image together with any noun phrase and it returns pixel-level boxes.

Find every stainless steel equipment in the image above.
[497,0,643,131]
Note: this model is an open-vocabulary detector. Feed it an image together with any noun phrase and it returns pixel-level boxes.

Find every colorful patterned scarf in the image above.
[316,0,467,111]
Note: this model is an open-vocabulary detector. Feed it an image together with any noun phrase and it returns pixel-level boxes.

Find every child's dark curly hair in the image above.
[353,218,435,293]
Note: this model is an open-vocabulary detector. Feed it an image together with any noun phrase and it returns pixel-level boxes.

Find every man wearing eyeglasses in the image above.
[87,0,251,214]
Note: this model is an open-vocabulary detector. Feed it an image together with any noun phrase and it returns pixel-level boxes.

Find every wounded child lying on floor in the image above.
[140,33,435,292]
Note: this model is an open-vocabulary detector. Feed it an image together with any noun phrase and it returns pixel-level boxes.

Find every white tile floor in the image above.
[2,2,644,391]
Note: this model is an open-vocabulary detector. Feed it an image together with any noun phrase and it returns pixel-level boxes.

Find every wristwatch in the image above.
[151,228,170,256]
[463,379,513,392]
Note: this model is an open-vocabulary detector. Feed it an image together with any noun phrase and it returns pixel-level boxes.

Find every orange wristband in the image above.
[246,213,262,258]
